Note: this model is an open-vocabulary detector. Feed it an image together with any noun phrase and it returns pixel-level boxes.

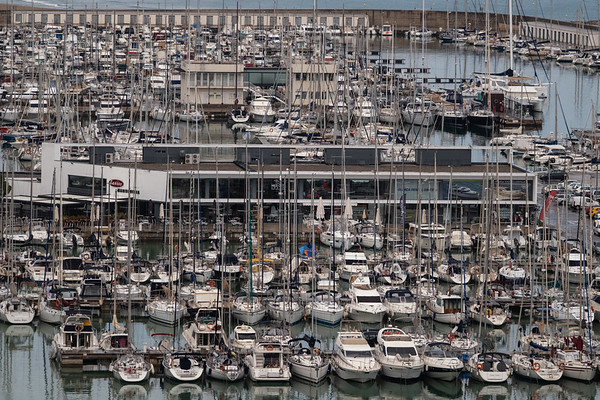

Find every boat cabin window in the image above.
[345,350,373,358]
[263,353,280,368]
[66,332,92,348]
[440,298,462,313]
[357,296,381,303]
[385,346,417,357]
[236,332,256,340]
[387,292,415,303]
[424,347,446,357]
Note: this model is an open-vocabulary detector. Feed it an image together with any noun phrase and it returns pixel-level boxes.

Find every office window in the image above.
[346,17,352,26]
[41,14,48,24]
[194,15,200,26]
[15,13,22,23]
[181,15,187,26]
[244,16,251,25]
[270,17,276,27]
[131,15,137,25]
[66,14,73,24]
[295,17,302,26]
[219,15,225,26]
[156,15,162,26]
[320,17,327,25]
[207,16,213,26]
[105,14,111,26]
[144,15,150,25]
[118,15,125,25]
[168,15,175,26]
[53,14,60,24]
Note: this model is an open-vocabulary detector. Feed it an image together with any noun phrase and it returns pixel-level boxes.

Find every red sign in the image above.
[109,179,124,188]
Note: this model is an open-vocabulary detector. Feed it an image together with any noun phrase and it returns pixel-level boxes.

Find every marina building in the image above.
[290,61,338,107]
[180,61,244,106]
[9,9,369,32]
[11,143,537,226]
[519,21,600,48]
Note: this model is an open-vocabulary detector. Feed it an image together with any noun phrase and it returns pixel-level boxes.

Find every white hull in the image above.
[232,307,266,325]
[206,365,245,382]
[331,360,379,383]
[380,362,423,380]
[289,358,329,383]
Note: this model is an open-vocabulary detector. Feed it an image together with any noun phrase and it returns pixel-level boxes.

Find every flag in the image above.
[539,190,557,222]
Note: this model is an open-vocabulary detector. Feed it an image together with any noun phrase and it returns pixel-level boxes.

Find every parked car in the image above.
[569,195,599,209]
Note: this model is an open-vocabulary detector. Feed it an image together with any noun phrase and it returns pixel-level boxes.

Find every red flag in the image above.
[539,190,557,221]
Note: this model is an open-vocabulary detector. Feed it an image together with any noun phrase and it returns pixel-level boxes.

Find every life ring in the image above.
[25,147,31,154]
[312,348,320,356]
[208,280,215,287]
[55,299,61,307]
[82,253,90,261]
[265,344,274,351]
[558,362,565,370]
[532,362,541,371]
[75,323,83,333]
[269,128,273,132]
[476,362,483,370]
[207,322,215,330]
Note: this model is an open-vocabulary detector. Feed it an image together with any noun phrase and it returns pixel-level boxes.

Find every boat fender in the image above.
[558,362,565,370]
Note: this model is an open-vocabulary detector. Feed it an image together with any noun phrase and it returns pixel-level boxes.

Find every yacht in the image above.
[339,251,370,281]
[162,353,204,382]
[511,353,562,382]
[320,225,355,251]
[231,324,257,355]
[288,337,329,383]
[466,352,512,383]
[109,353,153,383]
[382,288,418,321]
[356,224,384,250]
[50,313,100,361]
[373,327,424,380]
[205,347,246,382]
[552,348,596,381]
[249,96,275,122]
[345,276,387,324]
[437,262,471,285]
[0,296,35,324]
[245,341,291,382]
[421,342,464,381]
[330,331,381,383]
[305,291,344,326]
[426,293,464,325]
[408,223,447,252]
[266,292,305,325]
[182,311,223,354]
[147,299,186,325]
[38,287,78,325]
[231,295,266,325]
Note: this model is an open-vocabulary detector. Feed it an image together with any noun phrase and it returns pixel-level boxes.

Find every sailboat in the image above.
[288,336,329,383]
[162,352,204,382]
[0,296,35,324]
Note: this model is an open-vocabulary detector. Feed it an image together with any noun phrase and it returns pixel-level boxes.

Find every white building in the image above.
[289,61,338,107]
[180,61,244,106]
[519,21,600,48]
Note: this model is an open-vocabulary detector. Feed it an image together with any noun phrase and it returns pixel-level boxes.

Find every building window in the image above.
[131,14,137,25]
[346,17,352,26]
[117,14,125,25]
[156,15,162,26]
[320,17,327,25]
[207,16,213,26]
[144,15,150,25]
[358,17,365,26]
[282,17,289,27]
[219,15,225,26]
[15,13,22,23]
[41,14,48,24]
[181,15,187,26]
[244,16,251,25]
[105,14,111,26]
[79,14,86,24]
[257,16,264,27]
[270,16,277,27]
[66,14,73,24]
[295,17,302,26]
[202,73,207,86]
[333,17,340,26]
[168,15,175,26]
[232,15,238,25]
[53,14,60,24]
[194,15,200,26]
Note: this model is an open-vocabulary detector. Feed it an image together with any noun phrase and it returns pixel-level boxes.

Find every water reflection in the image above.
[330,375,379,399]
[422,376,463,399]
[165,382,202,400]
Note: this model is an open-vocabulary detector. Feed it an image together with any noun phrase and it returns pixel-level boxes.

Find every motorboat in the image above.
[382,288,417,321]
[245,341,291,382]
[330,331,381,383]
[50,312,100,360]
[437,261,471,285]
[231,324,257,355]
[421,342,464,381]
[374,260,407,285]
[426,293,464,325]
[249,96,275,123]
[38,287,79,325]
[162,353,204,382]
[468,302,509,327]
[345,275,387,324]
[338,251,370,281]
[182,311,223,354]
[466,352,512,383]
[373,327,424,381]
[229,106,250,123]
[109,353,153,383]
